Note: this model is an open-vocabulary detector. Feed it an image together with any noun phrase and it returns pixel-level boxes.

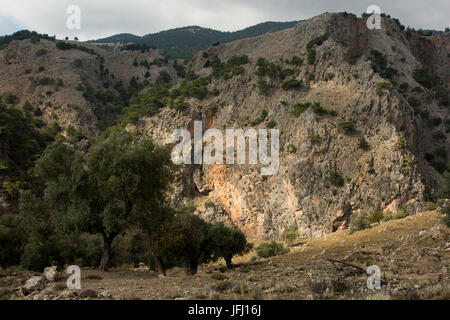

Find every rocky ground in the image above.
[1,210,448,300]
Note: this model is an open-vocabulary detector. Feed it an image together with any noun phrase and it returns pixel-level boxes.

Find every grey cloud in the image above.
[0,0,448,41]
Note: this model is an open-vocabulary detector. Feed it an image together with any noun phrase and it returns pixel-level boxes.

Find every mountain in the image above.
[1,12,450,300]
[0,13,449,238]
[89,21,300,58]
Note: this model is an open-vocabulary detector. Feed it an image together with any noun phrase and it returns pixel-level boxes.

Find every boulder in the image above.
[79,288,97,298]
[22,276,47,295]
[43,266,59,282]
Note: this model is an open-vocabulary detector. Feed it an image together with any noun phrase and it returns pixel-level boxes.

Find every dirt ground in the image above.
[2,211,449,300]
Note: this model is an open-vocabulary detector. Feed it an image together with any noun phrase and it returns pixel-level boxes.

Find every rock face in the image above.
[133,13,449,239]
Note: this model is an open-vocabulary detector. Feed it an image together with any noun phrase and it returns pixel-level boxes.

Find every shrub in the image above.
[408,96,420,108]
[344,47,362,64]
[255,241,289,259]
[349,211,370,234]
[256,58,284,79]
[312,102,327,115]
[5,93,19,104]
[434,147,448,160]
[368,50,397,79]
[66,125,86,143]
[256,78,270,95]
[251,109,268,126]
[35,49,48,57]
[399,82,409,95]
[282,79,302,90]
[291,102,311,117]
[73,58,83,68]
[376,82,391,95]
[289,56,303,66]
[307,48,316,65]
[281,225,299,244]
[330,171,344,187]
[358,138,370,150]
[392,208,409,220]
[433,131,446,141]
[429,117,442,127]
[397,136,406,150]
[288,144,297,154]
[368,211,384,224]
[339,120,355,135]
[311,133,320,144]
[266,120,277,129]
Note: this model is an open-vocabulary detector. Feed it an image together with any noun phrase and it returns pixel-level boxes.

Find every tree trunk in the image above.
[100,235,114,271]
[225,256,233,269]
[186,260,198,275]
[155,256,166,277]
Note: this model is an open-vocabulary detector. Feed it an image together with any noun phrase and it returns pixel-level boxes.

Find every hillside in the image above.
[90,21,300,59]
[2,210,448,300]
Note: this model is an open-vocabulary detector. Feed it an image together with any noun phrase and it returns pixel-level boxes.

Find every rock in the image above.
[43,266,59,282]
[56,289,78,300]
[79,288,97,298]
[0,287,12,297]
[98,290,112,299]
[21,276,47,296]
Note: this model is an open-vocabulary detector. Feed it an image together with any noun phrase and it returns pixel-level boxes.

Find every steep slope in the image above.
[128,13,449,239]
[0,37,178,136]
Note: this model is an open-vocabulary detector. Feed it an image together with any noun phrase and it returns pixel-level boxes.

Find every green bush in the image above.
[255,241,289,259]
[291,102,311,117]
[266,120,277,129]
[312,102,328,115]
[35,49,48,57]
[282,79,302,90]
[66,125,86,143]
[368,50,397,80]
[392,208,409,220]
[281,225,299,244]
[368,211,384,224]
[307,48,316,65]
[256,58,284,79]
[358,138,370,150]
[376,81,391,95]
[256,78,270,95]
[251,109,268,126]
[311,133,320,144]
[349,211,370,234]
[339,120,355,135]
[330,171,344,187]
[344,47,362,64]
[289,56,303,66]
[0,214,24,267]
[4,94,19,104]
[397,136,406,150]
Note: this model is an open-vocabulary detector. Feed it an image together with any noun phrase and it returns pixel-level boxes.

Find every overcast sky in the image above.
[0,0,448,40]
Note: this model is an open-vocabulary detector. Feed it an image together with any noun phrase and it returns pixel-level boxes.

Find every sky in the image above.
[0,0,448,41]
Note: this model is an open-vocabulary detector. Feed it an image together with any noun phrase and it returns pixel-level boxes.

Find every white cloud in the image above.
[0,0,448,41]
